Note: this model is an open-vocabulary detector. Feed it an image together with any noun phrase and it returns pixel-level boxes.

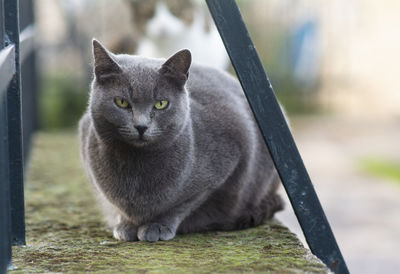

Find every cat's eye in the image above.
[115,98,130,108]
[154,100,169,110]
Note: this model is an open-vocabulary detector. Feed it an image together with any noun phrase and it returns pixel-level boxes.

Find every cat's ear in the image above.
[92,39,122,83]
[160,49,191,86]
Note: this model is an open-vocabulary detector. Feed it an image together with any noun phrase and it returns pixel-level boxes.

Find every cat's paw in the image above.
[137,223,176,242]
[113,222,138,242]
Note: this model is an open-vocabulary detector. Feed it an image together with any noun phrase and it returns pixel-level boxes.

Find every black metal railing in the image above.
[0,43,15,274]
[206,1,348,273]
[0,0,35,272]
[19,0,37,164]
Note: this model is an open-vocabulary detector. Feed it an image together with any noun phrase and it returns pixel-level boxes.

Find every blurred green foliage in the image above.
[359,157,400,185]
[39,73,88,130]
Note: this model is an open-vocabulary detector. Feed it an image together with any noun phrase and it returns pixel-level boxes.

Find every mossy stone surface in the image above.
[11,131,329,273]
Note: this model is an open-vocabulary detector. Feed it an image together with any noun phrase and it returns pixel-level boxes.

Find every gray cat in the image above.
[79,39,283,242]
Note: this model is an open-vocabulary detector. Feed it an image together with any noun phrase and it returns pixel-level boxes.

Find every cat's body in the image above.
[79,40,283,242]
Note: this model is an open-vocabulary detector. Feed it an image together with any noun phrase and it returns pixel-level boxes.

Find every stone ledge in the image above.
[11,131,329,273]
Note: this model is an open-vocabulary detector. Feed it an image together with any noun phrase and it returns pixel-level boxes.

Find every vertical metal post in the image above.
[0,0,3,42]
[4,0,26,246]
[206,1,348,273]
[19,0,37,164]
[0,89,12,274]
[1,0,13,271]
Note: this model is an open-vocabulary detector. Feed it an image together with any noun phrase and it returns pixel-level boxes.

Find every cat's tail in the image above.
[235,193,284,230]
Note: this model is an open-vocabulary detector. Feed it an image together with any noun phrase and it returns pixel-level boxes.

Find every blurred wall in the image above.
[34,0,400,130]
[242,0,400,118]
[317,0,400,118]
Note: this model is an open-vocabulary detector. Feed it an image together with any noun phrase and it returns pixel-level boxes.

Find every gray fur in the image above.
[79,39,283,242]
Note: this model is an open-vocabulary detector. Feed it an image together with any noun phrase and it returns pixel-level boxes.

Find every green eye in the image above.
[115,98,129,108]
[154,100,169,110]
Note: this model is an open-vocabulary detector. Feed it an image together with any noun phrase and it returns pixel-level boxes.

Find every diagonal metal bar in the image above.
[4,0,26,246]
[206,1,349,273]
[0,45,15,96]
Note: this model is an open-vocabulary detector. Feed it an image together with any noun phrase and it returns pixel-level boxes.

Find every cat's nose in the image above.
[135,125,148,135]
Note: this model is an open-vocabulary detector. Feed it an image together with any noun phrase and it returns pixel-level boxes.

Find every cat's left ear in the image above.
[160,49,191,86]
[92,39,122,83]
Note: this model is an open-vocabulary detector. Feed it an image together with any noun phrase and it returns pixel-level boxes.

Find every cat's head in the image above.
[89,39,192,149]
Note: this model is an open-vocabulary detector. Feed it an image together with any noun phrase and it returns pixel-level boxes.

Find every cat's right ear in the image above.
[92,39,122,83]
[160,49,192,87]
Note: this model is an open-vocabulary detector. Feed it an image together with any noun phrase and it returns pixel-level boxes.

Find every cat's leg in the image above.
[178,192,284,233]
[137,221,177,242]
[137,211,190,242]
[93,191,138,241]
[137,193,209,242]
[234,193,284,230]
[113,215,138,241]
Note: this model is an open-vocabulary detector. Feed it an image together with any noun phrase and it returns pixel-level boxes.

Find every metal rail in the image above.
[4,0,26,247]
[0,90,12,273]
[1,0,36,271]
[19,0,37,165]
[206,1,349,273]
[0,0,14,272]
[0,45,14,274]
[0,45,15,95]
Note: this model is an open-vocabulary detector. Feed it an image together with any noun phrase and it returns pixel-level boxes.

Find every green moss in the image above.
[12,131,328,273]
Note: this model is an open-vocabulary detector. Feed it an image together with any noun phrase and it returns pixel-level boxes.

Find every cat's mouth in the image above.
[118,130,157,147]
[130,135,153,147]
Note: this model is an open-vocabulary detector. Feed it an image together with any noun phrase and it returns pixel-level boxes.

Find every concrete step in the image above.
[11,131,328,273]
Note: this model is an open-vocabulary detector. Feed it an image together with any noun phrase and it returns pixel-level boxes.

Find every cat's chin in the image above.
[126,138,155,148]
[131,140,150,148]
[117,134,155,148]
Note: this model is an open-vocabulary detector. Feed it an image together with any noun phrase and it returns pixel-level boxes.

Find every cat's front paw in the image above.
[113,222,138,242]
[137,223,176,242]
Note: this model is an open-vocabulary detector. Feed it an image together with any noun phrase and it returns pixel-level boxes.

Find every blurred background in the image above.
[26,0,400,273]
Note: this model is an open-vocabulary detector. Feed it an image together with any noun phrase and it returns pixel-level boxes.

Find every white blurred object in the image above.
[136,2,229,70]
[146,2,186,38]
